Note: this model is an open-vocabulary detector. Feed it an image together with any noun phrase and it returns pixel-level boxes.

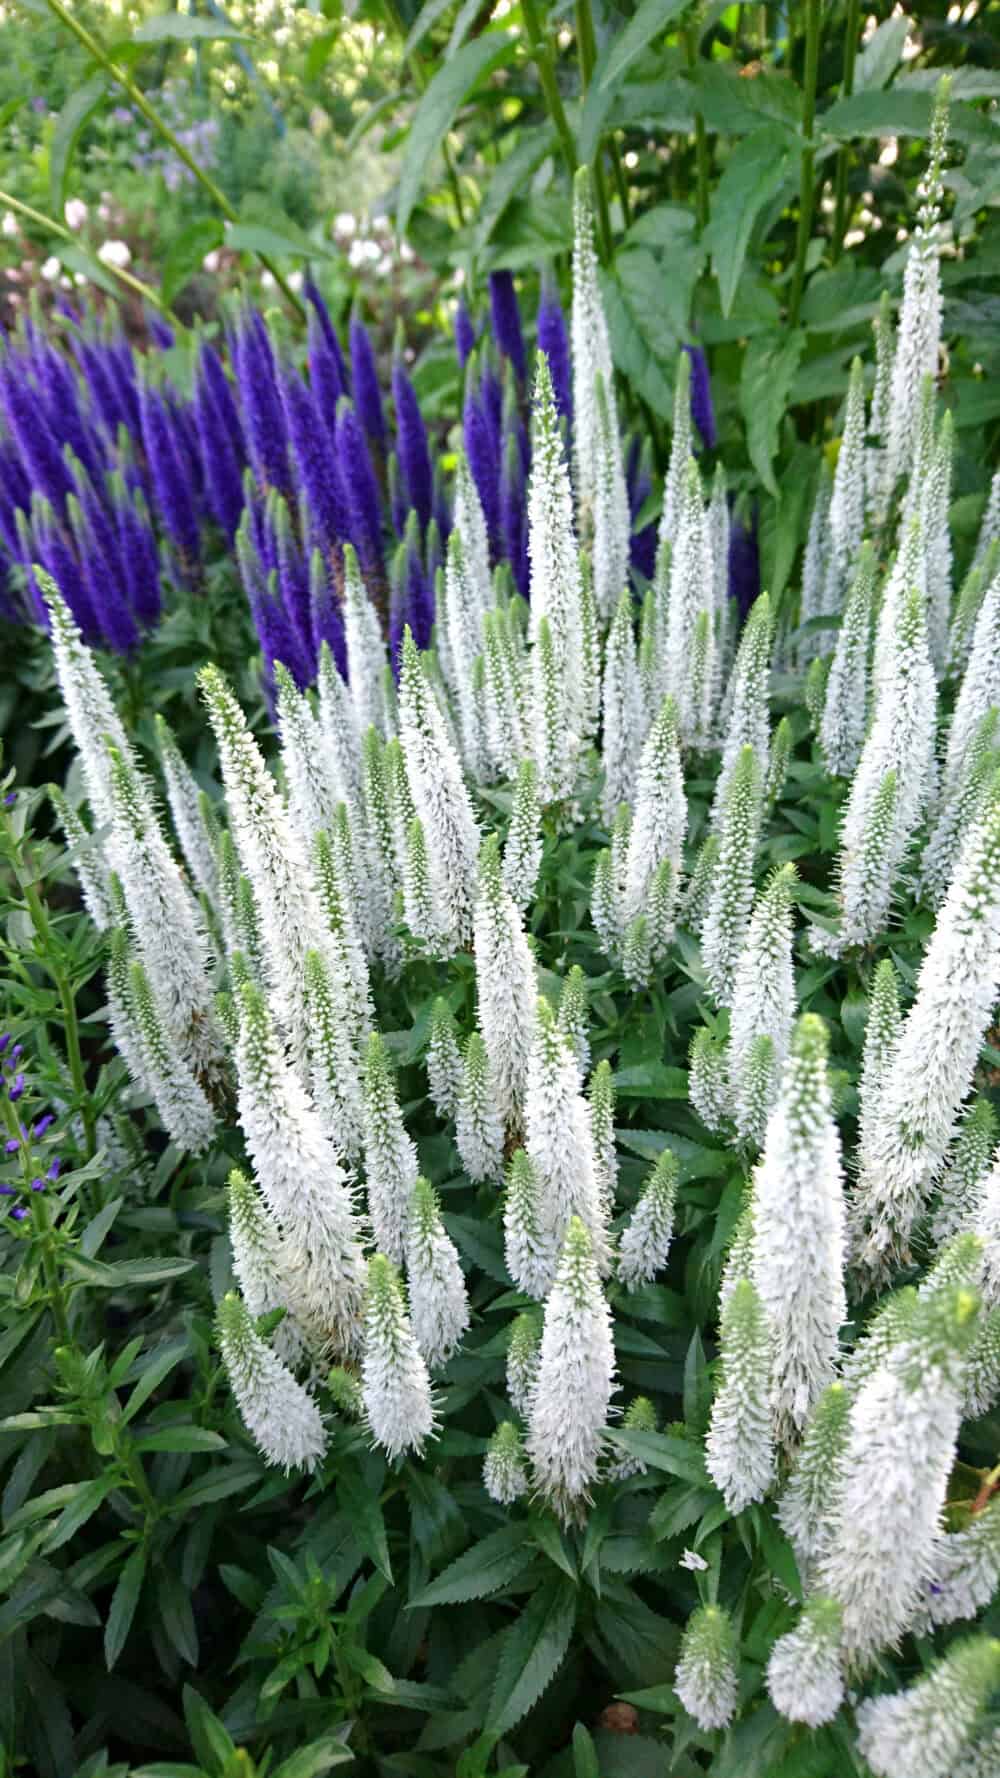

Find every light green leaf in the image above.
[821,88,995,144]
[408,1523,534,1608]
[599,268,675,420]
[133,13,246,39]
[472,123,556,254]
[741,328,805,495]
[486,1574,577,1736]
[704,124,792,317]
[404,0,455,59]
[225,220,333,261]
[132,1426,226,1454]
[396,33,515,241]
[853,14,910,92]
[600,0,691,91]
[49,75,107,216]
[272,1738,355,1778]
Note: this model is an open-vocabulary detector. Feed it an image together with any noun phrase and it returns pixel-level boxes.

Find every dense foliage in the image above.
[1,4,1000,1777]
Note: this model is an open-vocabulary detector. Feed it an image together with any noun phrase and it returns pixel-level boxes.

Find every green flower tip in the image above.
[791,1012,828,1062]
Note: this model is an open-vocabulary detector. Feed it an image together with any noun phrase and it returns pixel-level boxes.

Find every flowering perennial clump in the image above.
[29,98,1000,1766]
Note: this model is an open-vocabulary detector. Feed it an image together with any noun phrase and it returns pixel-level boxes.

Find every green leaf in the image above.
[486,1574,578,1737]
[341,1644,396,1692]
[182,1683,235,1774]
[614,1061,688,1099]
[704,124,792,317]
[46,1477,114,1553]
[132,1426,226,1454]
[132,13,247,39]
[607,1429,711,1486]
[740,329,805,496]
[121,1339,190,1425]
[49,75,107,217]
[853,14,910,92]
[821,88,994,144]
[600,0,691,91]
[600,268,675,420]
[529,1514,578,1581]
[403,0,455,58]
[408,1523,534,1608]
[471,124,556,254]
[615,245,698,352]
[272,1738,355,1778]
[396,33,515,241]
[572,1723,600,1778]
[171,1459,264,1510]
[157,1563,199,1667]
[336,1467,393,1583]
[683,1330,712,1436]
[105,1546,146,1670]
[79,1195,124,1259]
[162,218,224,307]
[66,1254,197,1287]
[225,220,333,261]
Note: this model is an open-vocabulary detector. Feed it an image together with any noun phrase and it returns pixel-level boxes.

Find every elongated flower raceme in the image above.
[767,1599,844,1729]
[817,1279,980,1665]
[710,592,771,829]
[361,1253,436,1460]
[218,1291,328,1473]
[617,1147,677,1289]
[227,1168,305,1368]
[884,77,949,498]
[473,834,536,1137]
[728,864,797,1147]
[776,1381,851,1578]
[526,1216,616,1522]
[702,743,763,1005]
[600,586,642,821]
[406,1176,469,1368]
[398,628,480,950]
[483,1420,530,1504]
[705,1275,775,1513]
[819,543,875,778]
[571,169,614,533]
[852,788,1000,1288]
[456,1031,504,1184]
[674,1605,739,1733]
[128,956,217,1155]
[525,997,610,1285]
[856,1634,1000,1778]
[916,1493,1000,1630]
[623,693,686,932]
[751,1015,846,1449]
[362,1031,419,1265]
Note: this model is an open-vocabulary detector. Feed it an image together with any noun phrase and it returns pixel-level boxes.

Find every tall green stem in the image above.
[574,0,620,256]
[787,0,821,325]
[0,189,170,314]
[2,1095,72,1343]
[382,0,468,227]
[34,0,304,317]
[683,25,710,233]
[831,0,860,261]
[520,0,580,185]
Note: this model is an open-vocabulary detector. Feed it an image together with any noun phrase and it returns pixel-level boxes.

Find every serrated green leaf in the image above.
[162,218,224,307]
[396,34,515,241]
[49,75,107,216]
[704,124,792,317]
[607,1429,711,1486]
[486,1573,577,1736]
[408,1523,534,1608]
[741,329,805,495]
[599,0,691,91]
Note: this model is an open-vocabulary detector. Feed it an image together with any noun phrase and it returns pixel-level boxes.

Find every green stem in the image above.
[34,0,304,318]
[831,0,860,261]
[0,188,171,314]
[574,0,616,257]
[381,0,467,228]
[787,0,821,325]
[14,841,97,1164]
[683,25,710,233]
[520,0,580,182]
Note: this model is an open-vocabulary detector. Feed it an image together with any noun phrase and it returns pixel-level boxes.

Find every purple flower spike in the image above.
[10,1206,27,1221]
[271,497,315,676]
[454,298,475,369]
[32,343,103,487]
[281,368,347,554]
[0,1186,14,1197]
[72,337,126,440]
[194,352,245,540]
[8,1075,25,1102]
[0,362,75,512]
[31,500,99,640]
[537,276,572,428]
[349,308,386,459]
[31,1177,45,1191]
[116,485,162,630]
[391,345,433,532]
[463,369,501,557]
[402,512,433,650]
[148,314,175,351]
[33,1114,54,1137]
[387,454,407,539]
[501,432,529,600]
[198,342,246,465]
[309,550,347,679]
[0,1036,10,1053]
[683,343,717,450]
[335,398,383,581]
[10,1045,21,1062]
[254,574,312,691]
[304,279,349,395]
[307,306,346,435]
[234,311,291,497]
[479,355,503,460]
[627,436,656,580]
[138,381,201,576]
[4,1138,19,1155]
[489,272,527,384]
[728,498,759,622]
[67,486,139,654]
[47,1158,60,1181]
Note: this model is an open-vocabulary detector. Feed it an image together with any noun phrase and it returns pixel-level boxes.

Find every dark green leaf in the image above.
[133,1426,225,1454]
[272,1738,355,1778]
[572,1723,600,1778]
[396,34,516,240]
[607,1429,711,1486]
[162,219,224,307]
[182,1683,235,1773]
[105,1546,146,1670]
[408,1523,534,1608]
[853,15,910,91]
[486,1574,577,1736]
[704,125,792,316]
